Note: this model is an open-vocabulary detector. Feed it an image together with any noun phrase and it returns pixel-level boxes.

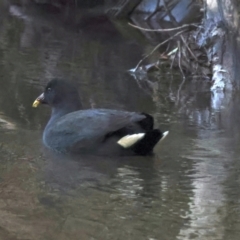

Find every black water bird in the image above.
[33,79,168,156]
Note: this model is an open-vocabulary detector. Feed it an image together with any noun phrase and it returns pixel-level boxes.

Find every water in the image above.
[0,2,240,240]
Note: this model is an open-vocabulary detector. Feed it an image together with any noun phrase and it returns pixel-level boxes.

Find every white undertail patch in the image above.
[160,131,169,142]
[117,133,145,148]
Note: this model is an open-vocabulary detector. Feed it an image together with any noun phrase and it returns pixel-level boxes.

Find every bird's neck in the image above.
[48,101,82,127]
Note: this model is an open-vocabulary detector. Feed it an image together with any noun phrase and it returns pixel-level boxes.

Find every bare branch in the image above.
[128,22,201,32]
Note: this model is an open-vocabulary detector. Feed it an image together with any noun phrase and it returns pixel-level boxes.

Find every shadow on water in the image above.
[1,2,240,240]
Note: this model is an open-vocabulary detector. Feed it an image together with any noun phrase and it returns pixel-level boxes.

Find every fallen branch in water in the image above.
[129,21,209,80]
[131,29,187,72]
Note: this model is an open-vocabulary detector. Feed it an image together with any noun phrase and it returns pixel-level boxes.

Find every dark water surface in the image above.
[1,3,240,240]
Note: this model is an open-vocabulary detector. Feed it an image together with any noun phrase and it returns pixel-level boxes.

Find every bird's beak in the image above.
[32,93,45,108]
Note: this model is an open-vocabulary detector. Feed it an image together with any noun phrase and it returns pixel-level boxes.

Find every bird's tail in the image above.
[117,130,169,155]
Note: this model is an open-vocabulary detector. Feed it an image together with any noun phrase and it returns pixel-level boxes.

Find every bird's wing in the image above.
[48,109,146,149]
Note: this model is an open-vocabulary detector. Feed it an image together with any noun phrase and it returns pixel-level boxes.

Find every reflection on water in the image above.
[0,2,240,240]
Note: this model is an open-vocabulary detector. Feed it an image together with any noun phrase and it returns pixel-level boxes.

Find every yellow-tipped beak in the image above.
[32,99,41,108]
[32,93,44,108]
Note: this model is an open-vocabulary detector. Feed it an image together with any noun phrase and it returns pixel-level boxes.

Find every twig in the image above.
[177,77,186,103]
[128,22,200,32]
[177,75,186,104]
[170,48,178,69]
[180,35,198,62]
[133,29,187,71]
[162,0,178,26]
[177,41,185,78]
[145,0,161,21]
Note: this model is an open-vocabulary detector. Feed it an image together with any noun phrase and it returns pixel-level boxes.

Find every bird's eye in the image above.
[47,87,52,92]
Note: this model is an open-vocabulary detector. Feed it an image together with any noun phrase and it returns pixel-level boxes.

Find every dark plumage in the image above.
[33,79,168,156]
